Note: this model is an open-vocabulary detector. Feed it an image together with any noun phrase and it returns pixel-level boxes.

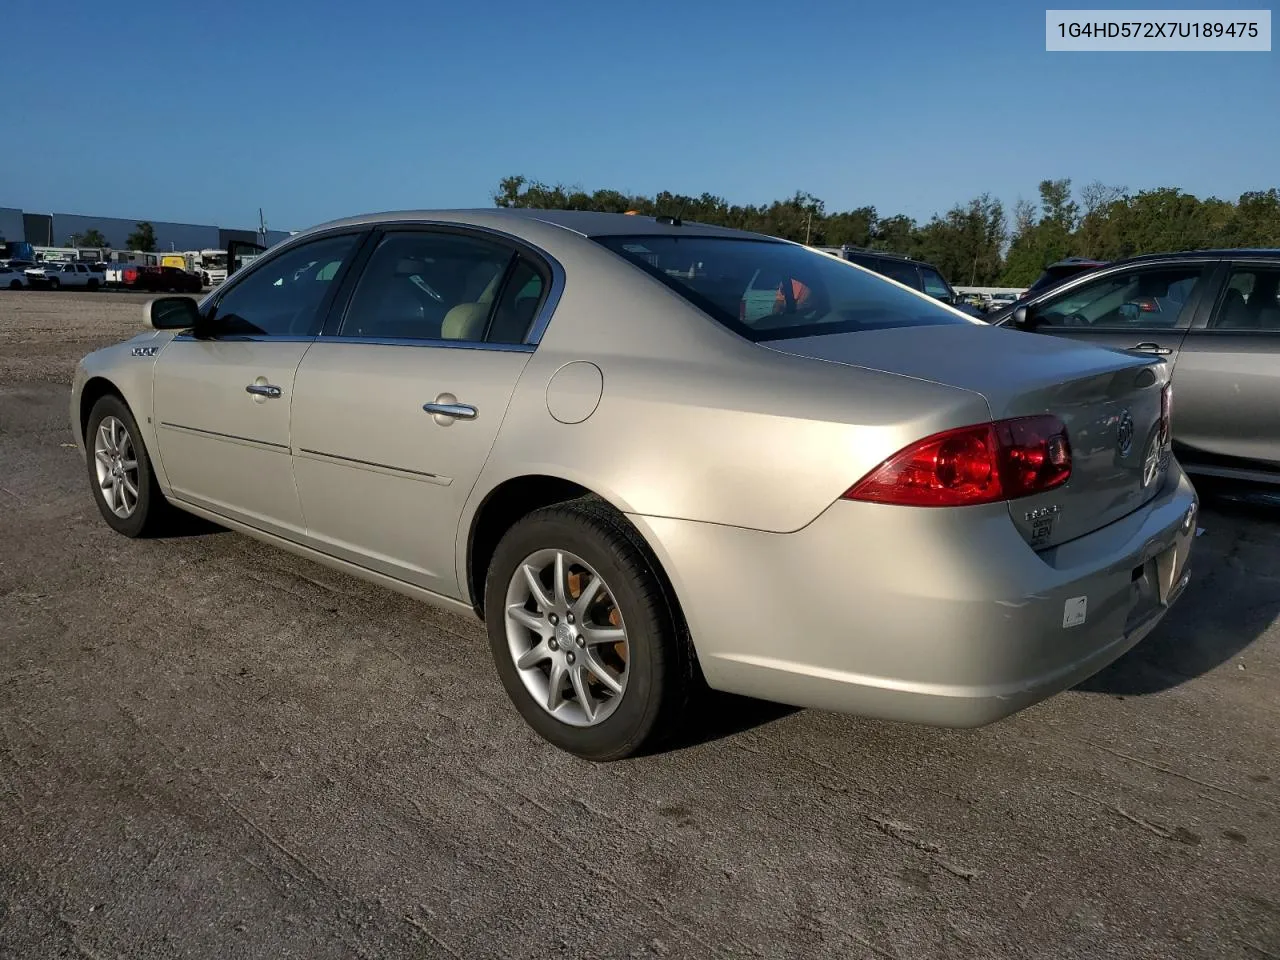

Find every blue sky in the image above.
[1,0,1275,232]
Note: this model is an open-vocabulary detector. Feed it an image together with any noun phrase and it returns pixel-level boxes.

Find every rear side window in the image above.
[876,259,921,289]
[920,267,951,299]
[339,231,515,342]
[593,236,969,342]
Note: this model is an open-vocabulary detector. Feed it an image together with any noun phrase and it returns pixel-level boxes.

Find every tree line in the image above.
[494,175,1280,287]
[66,223,157,252]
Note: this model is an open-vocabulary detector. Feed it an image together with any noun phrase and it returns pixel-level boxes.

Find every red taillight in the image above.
[844,415,1072,507]
[1137,298,1159,312]
[124,268,136,282]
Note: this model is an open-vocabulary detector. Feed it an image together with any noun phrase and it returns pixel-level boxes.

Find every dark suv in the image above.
[838,249,985,317]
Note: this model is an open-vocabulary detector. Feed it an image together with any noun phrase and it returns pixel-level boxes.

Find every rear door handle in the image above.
[245,383,282,398]
[423,401,477,420]
[1131,342,1172,356]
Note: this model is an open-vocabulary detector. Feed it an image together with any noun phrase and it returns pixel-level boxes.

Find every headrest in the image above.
[441,302,488,341]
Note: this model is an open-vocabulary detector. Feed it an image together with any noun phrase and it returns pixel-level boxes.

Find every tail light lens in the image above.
[844,415,1072,507]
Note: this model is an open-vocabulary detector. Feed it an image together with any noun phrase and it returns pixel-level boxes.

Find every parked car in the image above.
[25,261,104,290]
[996,249,1280,485]
[0,264,29,289]
[984,291,1021,314]
[838,249,986,318]
[989,258,1109,322]
[135,265,204,293]
[71,210,1197,759]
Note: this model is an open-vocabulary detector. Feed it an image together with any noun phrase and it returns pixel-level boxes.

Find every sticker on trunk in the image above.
[1063,596,1088,629]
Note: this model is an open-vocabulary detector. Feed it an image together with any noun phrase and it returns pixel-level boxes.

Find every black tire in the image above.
[87,278,99,291]
[48,277,59,290]
[484,496,697,761]
[84,395,176,538]
[7,280,19,290]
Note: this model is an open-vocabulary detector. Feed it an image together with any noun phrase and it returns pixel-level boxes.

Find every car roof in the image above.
[300,208,772,241]
[1110,248,1280,266]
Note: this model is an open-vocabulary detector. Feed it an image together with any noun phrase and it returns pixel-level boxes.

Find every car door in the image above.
[289,227,551,598]
[1020,259,1217,364]
[151,231,366,537]
[1171,259,1280,471]
[64,263,83,287]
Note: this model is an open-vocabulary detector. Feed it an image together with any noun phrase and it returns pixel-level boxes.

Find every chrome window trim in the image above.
[171,333,318,343]
[316,336,535,353]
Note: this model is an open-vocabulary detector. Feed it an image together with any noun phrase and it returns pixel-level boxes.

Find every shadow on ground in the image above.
[1077,480,1280,697]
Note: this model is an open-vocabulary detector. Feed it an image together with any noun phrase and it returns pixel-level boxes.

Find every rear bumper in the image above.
[632,467,1198,727]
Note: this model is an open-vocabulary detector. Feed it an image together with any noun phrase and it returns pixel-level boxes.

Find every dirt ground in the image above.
[1,289,1278,959]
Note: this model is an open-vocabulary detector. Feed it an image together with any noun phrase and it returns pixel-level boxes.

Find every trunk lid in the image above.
[766,324,1170,549]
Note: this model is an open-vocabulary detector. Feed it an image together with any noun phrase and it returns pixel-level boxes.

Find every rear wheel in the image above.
[87,278,99,291]
[485,498,695,761]
[85,395,176,538]
[7,280,19,290]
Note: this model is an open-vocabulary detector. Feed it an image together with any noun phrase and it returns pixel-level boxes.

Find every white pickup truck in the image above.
[24,262,105,290]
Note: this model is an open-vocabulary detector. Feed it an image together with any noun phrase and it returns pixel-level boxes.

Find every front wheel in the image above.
[84,395,176,538]
[48,277,59,290]
[485,498,696,761]
[7,280,19,290]
[87,278,99,291]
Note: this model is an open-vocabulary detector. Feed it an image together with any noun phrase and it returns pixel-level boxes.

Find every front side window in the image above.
[339,232,515,341]
[1211,266,1280,330]
[1032,266,1204,329]
[593,235,969,342]
[210,233,360,337]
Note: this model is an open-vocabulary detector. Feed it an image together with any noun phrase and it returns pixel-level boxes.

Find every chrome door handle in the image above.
[245,384,282,398]
[1131,342,1172,356]
[423,401,477,420]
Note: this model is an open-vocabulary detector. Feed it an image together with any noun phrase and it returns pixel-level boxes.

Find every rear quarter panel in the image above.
[464,240,992,537]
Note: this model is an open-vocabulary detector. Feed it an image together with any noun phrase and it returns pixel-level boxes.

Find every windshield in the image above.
[200,253,227,268]
[592,235,969,342]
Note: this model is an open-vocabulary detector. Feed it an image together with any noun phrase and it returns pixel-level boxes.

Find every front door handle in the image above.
[245,383,283,398]
[1131,342,1172,356]
[423,401,477,420]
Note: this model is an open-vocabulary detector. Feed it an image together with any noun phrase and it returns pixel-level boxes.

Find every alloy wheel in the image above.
[504,548,630,727]
[93,416,140,518]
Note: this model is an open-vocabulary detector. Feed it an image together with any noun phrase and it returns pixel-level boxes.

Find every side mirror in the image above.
[1011,304,1036,330]
[145,296,201,330]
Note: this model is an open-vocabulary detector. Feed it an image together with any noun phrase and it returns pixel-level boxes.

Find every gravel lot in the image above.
[2,289,1278,959]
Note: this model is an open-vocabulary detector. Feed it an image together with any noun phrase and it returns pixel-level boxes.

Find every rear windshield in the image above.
[593,235,968,342]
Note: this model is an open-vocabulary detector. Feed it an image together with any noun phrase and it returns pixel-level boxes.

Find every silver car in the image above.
[70,210,1198,760]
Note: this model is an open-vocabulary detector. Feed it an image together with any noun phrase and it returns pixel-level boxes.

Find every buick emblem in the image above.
[1116,411,1134,457]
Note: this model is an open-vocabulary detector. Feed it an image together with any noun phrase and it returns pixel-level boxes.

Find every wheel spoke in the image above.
[122,477,139,500]
[582,625,625,647]
[507,604,547,635]
[95,450,112,466]
[516,641,551,670]
[110,478,122,511]
[583,649,624,695]
[552,551,568,607]
[120,458,137,472]
[571,573,604,618]
[569,665,597,722]
[546,660,567,712]
[521,563,553,613]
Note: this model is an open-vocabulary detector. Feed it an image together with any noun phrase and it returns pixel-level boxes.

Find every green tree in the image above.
[126,222,157,252]
[68,228,109,249]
